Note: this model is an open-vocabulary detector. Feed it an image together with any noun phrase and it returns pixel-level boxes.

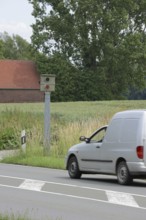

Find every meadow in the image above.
[0,100,146,169]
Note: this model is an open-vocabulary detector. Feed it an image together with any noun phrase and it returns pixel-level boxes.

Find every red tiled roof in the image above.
[0,60,40,89]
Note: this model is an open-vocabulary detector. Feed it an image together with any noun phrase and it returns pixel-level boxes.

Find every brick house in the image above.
[0,60,44,103]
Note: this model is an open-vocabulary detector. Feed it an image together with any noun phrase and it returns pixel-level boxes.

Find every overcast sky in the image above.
[0,0,34,42]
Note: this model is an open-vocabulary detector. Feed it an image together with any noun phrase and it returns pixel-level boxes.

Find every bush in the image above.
[0,128,19,150]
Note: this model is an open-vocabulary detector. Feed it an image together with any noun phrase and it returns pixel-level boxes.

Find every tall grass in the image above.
[0,212,61,220]
[1,100,146,168]
[0,213,30,220]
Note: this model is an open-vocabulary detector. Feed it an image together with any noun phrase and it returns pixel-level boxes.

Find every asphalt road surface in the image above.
[0,163,146,220]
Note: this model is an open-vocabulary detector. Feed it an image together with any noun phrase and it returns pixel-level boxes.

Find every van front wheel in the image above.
[117,161,132,185]
[68,156,82,179]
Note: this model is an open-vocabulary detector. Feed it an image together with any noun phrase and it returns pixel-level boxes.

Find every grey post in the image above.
[44,92,51,155]
[40,74,55,155]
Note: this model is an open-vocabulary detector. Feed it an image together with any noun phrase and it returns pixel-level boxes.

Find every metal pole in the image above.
[44,92,51,155]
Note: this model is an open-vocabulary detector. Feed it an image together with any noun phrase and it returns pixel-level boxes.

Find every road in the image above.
[0,163,146,220]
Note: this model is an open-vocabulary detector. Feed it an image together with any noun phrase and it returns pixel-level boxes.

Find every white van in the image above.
[66,110,146,185]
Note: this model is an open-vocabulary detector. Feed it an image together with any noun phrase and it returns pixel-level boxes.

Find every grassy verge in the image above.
[1,100,146,168]
[0,213,30,220]
[0,213,61,220]
[2,152,65,169]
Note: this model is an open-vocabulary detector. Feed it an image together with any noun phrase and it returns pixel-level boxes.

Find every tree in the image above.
[35,52,80,101]
[0,32,33,60]
[29,0,146,101]
[0,39,4,59]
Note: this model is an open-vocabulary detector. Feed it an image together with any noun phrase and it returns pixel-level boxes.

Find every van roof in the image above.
[113,110,146,119]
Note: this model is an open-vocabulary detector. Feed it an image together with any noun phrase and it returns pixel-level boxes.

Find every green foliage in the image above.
[29,0,146,101]
[0,108,43,151]
[0,39,4,58]
[0,128,19,150]
[0,32,34,60]
[35,52,80,101]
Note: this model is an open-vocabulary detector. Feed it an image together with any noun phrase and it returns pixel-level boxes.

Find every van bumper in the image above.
[127,162,146,177]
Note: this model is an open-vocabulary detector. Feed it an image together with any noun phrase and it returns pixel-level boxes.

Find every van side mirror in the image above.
[79,136,90,143]
[79,136,86,141]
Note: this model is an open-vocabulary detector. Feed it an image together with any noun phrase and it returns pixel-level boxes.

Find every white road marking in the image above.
[0,174,146,197]
[106,191,139,207]
[0,174,146,209]
[1,183,146,210]
[19,179,45,191]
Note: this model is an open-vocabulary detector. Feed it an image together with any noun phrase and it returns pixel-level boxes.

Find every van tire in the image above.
[116,161,132,185]
[68,156,82,179]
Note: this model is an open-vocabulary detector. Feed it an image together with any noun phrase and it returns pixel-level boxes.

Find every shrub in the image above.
[0,128,19,150]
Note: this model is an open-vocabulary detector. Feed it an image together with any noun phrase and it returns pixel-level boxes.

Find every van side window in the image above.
[91,127,107,142]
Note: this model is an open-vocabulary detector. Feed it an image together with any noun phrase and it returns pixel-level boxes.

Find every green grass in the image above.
[2,152,65,169]
[0,100,146,168]
[0,213,62,220]
[0,212,34,220]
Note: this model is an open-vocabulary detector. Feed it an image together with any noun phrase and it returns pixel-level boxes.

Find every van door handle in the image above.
[96,146,100,148]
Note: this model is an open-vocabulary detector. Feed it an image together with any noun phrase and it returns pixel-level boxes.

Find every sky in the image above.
[0,0,34,42]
